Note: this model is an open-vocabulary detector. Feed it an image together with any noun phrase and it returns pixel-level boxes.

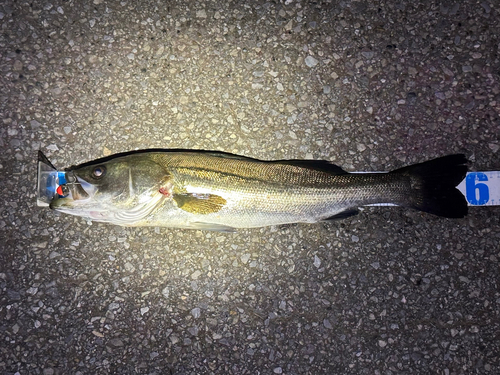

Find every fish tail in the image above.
[391,154,468,218]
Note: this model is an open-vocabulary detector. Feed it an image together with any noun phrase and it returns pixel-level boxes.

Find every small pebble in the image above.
[361,51,374,59]
[196,9,207,18]
[124,262,135,272]
[304,55,319,67]
[191,307,201,319]
[313,255,321,268]
[109,338,124,347]
[13,60,23,71]
[191,270,202,280]
[488,143,499,153]
[240,253,250,264]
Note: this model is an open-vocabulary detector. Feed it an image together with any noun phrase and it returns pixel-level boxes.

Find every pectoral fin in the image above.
[173,193,227,214]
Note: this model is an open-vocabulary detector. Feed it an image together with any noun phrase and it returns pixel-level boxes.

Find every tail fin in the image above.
[391,154,468,218]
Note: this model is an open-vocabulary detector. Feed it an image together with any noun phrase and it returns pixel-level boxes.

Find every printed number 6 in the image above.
[465,173,489,205]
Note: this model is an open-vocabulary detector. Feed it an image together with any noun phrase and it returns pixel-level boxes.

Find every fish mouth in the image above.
[66,175,95,200]
[37,151,97,209]
[50,198,111,220]
[49,175,98,209]
[48,180,113,222]
[49,188,165,225]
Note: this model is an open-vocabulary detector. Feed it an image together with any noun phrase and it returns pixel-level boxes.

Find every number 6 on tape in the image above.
[457,172,500,206]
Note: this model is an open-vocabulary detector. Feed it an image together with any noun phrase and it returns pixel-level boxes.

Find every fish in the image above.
[37,149,468,231]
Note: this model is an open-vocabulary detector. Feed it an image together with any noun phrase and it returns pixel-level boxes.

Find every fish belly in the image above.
[147,185,357,229]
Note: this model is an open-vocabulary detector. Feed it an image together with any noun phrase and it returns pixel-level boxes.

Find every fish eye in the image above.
[92,165,106,179]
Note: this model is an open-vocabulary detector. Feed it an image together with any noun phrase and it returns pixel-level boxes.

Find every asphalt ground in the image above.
[1,1,499,374]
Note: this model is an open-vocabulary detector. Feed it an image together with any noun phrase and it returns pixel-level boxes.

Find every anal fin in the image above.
[322,209,359,221]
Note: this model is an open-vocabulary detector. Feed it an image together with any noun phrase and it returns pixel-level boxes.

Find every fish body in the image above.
[37,150,468,231]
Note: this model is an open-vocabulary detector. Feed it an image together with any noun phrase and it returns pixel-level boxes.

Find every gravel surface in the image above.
[1,0,499,374]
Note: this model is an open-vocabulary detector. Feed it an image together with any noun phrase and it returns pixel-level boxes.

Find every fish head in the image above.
[49,154,171,225]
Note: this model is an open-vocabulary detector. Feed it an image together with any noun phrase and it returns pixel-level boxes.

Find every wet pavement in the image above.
[1,0,499,374]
